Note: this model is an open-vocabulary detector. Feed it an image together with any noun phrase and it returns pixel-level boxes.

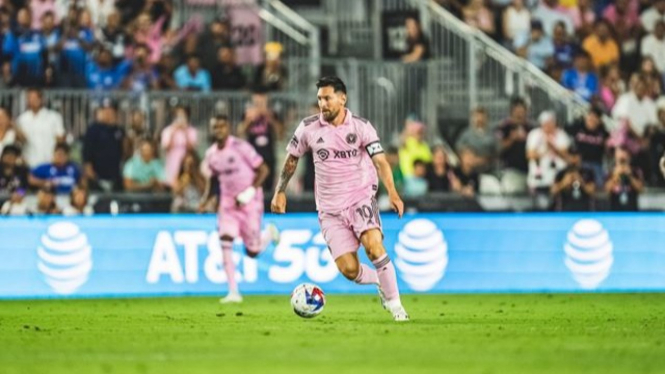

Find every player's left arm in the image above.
[371,153,404,218]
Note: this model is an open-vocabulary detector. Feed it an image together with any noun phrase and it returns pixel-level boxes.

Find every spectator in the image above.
[641,0,665,34]
[602,0,640,72]
[561,50,599,101]
[127,110,151,154]
[641,20,665,75]
[532,0,574,37]
[550,146,596,211]
[582,20,620,69]
[646,103,665,185]
[174,54,211,92]
[0,185,28,215]
[30,0,57,31]
[568,0,595,38]
[612,74,658,139]
[605,146,644,211]
[87,0,115,29]
[41,11,59,66]
[29,142,80,194]
[463,0,495,37]
[3,7,49,86]
[598,63,624,111]
[83,100,128,192]
[639,57,662,98]
[123,139,166,192]
[122,43,158,91]
[171,150,206,213]
[502,0,531,49]
[237,91,282,190]
[130,12,168,64]
[211,45,246,91]
[16,88,65,167]
[552,21,576,69]
[566,108,609,186]
[197,18,232,71]
[515,20,554,70]
[254,42,287,92]
[161,105,198,186]
[33,185,60,214]
[97,11,128,64]
[497,97,533,176]
[62,185,93,216]
[660,152,665,180]
[526,111,571,192]
[402,16,430,63]
[456,107,497,170]
[403,159,428,197]
[0,106,24,155]
[55,14,94,88]
[398,116,432,177]
[86,47,130,90]
[155,54,177,89]
[0,145,28,194]
[426,146,452,192]
[451,150,479,198]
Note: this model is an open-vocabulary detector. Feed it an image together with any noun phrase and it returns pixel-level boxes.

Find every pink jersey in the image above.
[205,136,264,207]
[287,109,383,213]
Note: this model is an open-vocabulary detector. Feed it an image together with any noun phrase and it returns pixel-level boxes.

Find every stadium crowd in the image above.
[0,0,665,215]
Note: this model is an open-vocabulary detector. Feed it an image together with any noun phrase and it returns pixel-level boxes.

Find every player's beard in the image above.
[322,108,338,122]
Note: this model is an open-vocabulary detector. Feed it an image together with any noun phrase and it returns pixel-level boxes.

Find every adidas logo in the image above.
[317,137,324,144]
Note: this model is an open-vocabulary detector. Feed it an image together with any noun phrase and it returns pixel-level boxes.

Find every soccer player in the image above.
[271,76,409,321]
[200,115,279,304]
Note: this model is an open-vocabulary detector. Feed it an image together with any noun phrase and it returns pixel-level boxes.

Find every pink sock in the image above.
[221,240,237,293]
[354,263,379,285]
[372,254,400,302]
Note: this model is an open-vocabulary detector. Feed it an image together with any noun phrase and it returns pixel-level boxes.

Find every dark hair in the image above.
[177,149,202,180]
[413,159,427,168]
[173,104,191,119]
[186,53,200,62]
[26,88,43,97]
[213,114,229,122]
[316,76,347,94]
[510,97,527,110]
[54,143,70,154]
[42,10,55,19]
[574,50,591,60]
[134,42,151,53]
[1,144,20,158]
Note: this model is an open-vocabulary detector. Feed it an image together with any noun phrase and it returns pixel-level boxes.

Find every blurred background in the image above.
[1,0,664,216]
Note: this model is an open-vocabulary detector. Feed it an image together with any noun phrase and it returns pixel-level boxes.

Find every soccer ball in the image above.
[290,283,326,318]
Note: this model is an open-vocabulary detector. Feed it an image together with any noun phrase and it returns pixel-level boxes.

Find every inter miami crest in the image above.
[346,133,357,145]
[317,148,330,161]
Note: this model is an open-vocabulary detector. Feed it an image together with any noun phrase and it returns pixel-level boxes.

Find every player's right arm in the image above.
[271,154,299,214]
[271,121,309,214]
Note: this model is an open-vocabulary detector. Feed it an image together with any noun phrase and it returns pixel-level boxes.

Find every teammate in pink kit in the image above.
[271,77,409,321]
[200,115,279,304]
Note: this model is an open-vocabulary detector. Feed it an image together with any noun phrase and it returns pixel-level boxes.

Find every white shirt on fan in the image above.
[526,127,570,189]
[17,108,64,167]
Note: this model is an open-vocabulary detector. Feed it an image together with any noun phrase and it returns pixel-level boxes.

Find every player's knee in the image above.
[363,238,385,261]
[337,260,360,281]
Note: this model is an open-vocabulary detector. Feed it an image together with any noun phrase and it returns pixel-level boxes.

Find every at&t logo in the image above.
[564,219,613,289]
[37,222,93,295]
[394,219,448,291]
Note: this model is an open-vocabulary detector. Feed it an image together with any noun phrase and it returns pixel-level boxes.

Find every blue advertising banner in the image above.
[1,213,664,299]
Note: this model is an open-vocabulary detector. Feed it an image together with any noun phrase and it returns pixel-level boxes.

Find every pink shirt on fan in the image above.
[287,109,382,213]
[160,124,198,185]
[205,136,264,207]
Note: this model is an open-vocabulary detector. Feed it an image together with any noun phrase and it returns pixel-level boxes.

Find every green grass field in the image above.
[1,294,664,374]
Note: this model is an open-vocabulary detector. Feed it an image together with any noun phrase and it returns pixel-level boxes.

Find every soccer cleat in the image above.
[219,292,243,304]
[266,223,280,245]
[390,305,410,322]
